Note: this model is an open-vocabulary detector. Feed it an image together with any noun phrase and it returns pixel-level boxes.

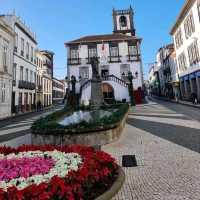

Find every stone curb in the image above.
[150,96,200,109]
[95,166,125,200]
[0,105,64,129]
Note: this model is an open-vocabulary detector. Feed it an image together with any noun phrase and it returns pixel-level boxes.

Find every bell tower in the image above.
[113,6,135,36]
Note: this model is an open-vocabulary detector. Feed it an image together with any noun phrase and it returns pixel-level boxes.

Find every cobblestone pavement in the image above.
[102,99,200,200]
[0,106,63,147]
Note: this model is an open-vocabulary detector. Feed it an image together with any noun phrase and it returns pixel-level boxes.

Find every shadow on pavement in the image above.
[127,117,200,153]
[129,113,188,120]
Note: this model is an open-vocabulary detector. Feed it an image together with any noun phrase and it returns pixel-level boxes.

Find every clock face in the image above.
[119,15,127,27]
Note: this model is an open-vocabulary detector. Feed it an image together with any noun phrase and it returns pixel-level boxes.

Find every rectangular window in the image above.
[88,46,97,58]
[175,29,183,49]
[2,42,8,72]
[26,42,29,60]
[14,33,18,52]
[1,82,6,103]
[120,64,130,77]
[31,46,33,62]
[20,66,23,80]
[33,50,36,64]
[128,45,139,61]
[30,71,33,83]
[34,72,36,83]
[25,68,28,81]
[187,41,199,66]
[79,66,89,79]
[36,57,38,66]
[178,52,187,72]
[109,44,120,62]
[21,38,24,56]
[70,48,79,59]
[184,12,195,39]
[70,48,79,64]
[13,63,16,81]
[18,92,22,107]
[198,4,200,22]
[128,45,137,55]
[110,46,119,57]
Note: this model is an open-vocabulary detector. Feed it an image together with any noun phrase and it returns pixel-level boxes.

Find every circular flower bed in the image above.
[0,145,118,200]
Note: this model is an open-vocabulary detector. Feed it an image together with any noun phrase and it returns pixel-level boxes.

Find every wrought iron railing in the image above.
[18,80,36,90]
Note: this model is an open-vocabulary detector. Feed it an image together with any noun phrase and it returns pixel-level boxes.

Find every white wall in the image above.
[12,18,37,108]
[80,80,130,103]
[68,41,143,89]
[173,0,200,77]
[0,19,14,118]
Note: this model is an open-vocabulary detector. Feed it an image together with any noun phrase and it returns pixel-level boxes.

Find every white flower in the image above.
[0,150,82,191]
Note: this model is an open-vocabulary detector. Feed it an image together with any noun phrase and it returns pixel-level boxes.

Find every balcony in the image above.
[127,54,140,62]
[68,58,81,65]
[108,56,121,63]
[18,80,36,90]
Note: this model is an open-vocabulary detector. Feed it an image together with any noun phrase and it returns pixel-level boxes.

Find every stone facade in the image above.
[36,50,54,108]
[149,45,180,99]
[0,18,14,119]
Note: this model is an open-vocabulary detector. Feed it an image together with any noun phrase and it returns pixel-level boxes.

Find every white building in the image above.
[170,0,200,100]
[65,7,143,104]
[148,63,161,96]
[154,44,180,98]
[0,14,37,113]
[36,50,54,108]
[0,18,14,119]
[52,78,65,104]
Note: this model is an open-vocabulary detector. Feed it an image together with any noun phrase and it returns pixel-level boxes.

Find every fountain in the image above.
[31,57,129,147]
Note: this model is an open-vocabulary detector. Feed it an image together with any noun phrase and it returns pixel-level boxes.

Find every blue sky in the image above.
[1,0,185,80]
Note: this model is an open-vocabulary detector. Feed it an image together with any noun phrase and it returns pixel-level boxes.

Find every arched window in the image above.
[119,16,127,27]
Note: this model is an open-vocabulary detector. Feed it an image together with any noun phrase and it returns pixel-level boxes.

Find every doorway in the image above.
[102,83,114,104]
[11,92,15,113]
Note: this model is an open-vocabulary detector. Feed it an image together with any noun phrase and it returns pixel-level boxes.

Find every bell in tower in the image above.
[113,6,135,36]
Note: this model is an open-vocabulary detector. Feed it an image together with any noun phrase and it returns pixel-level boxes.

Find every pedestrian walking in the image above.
[191,93,197,104]
[175,93,179,103]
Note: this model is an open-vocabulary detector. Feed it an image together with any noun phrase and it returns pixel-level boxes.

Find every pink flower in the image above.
[0,157,55,181]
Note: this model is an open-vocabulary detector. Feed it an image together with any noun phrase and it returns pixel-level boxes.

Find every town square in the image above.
[1,0,200,199]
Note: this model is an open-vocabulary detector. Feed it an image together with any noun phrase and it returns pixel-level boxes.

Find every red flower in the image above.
[0,144,118,200]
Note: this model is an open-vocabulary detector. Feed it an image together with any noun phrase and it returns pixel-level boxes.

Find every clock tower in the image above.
[113,6,135,36]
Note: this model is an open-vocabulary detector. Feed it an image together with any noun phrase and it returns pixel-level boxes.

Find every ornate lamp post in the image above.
[127,71,138,106]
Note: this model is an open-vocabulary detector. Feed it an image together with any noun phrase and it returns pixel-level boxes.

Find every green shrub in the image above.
[31,103,129,134]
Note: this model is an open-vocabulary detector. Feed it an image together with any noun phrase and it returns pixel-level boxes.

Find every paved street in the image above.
[103,98,200,200]
[0,106,63,147]
[1,99,200,199]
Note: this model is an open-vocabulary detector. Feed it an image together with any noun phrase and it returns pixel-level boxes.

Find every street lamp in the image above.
[127,71,138,106]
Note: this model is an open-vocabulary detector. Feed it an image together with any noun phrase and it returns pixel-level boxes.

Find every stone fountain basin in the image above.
[32,109,129,147]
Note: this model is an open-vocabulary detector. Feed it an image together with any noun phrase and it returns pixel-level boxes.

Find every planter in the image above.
[0,145,120,200]
[95,166,125,200]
